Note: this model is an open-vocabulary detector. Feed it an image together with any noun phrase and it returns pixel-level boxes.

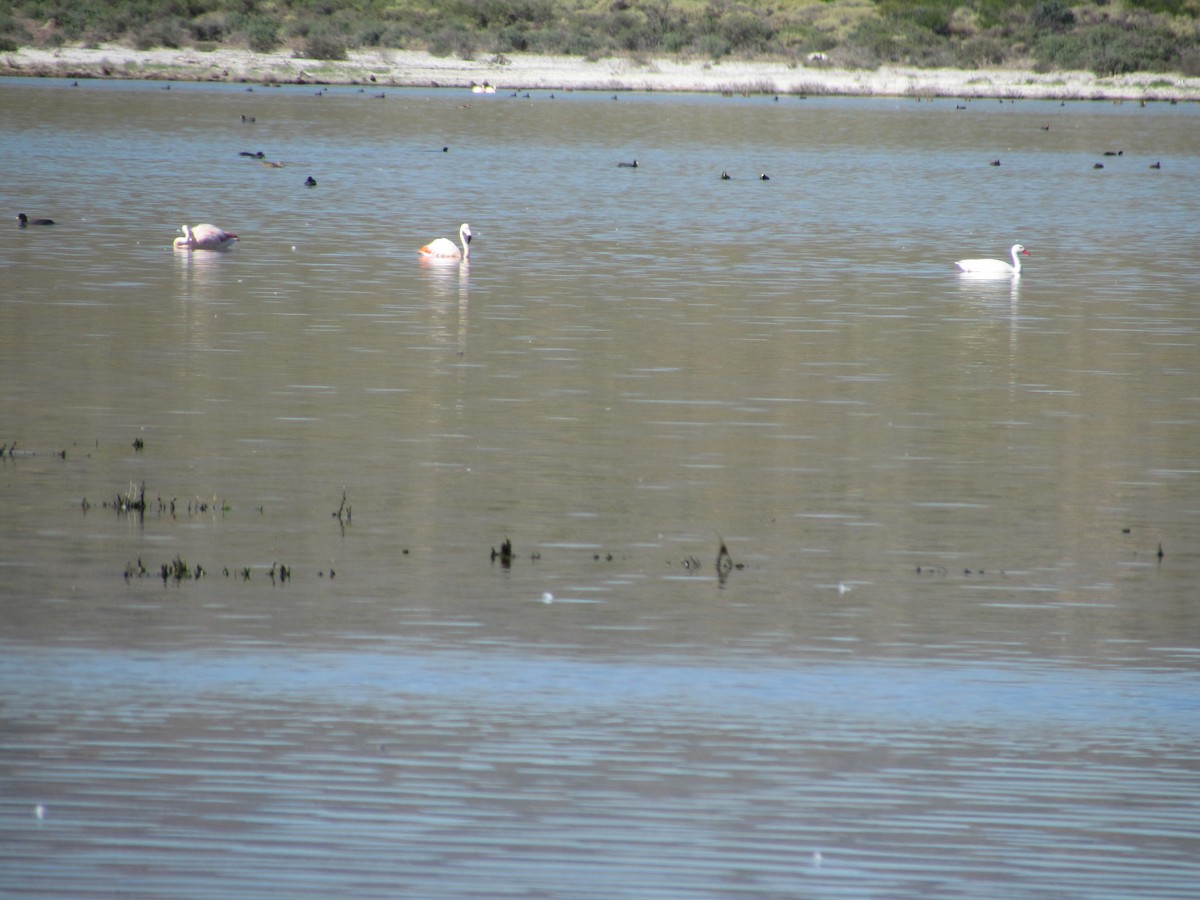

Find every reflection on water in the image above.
[954,270,1022,318]
[4,645,1199,900]
[412,258,470,353]
[1,78,1198,898]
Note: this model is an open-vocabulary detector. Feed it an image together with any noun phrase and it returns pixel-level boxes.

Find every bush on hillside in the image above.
[427,27,477,59]
[190,12,229,43]
[1034,21,1186,75]
[1032,0,1076,31]
[234,14,279,53]
[134,18,187,50]
[5,1,1200,76]
[842,14,953,67]
[304,33,348,59]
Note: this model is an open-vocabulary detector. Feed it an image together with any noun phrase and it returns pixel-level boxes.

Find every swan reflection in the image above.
[955,270,1021,306]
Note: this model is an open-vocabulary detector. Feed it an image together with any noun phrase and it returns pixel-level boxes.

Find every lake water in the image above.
[2,77,1199,898]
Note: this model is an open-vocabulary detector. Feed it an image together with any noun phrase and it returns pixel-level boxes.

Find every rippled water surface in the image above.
[2,78,1199,898]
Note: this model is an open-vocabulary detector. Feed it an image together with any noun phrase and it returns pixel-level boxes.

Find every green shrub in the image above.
[1034,21,1185,75]
[696,34,731,60]
[548,25,604,57]
[717,11,776,52]
[0,12,29,49]
[1032,1,1076,32]
[1127,0,1193,13]
[240,15,279,53]
[844,14,953,66]
[427,27,476,59]
[493,24,531,52]
[190,12,228,43]
[1179,44,1200,76]
[302,26,349,60]
[353,17,397,47]
[134,17,187,50]
[955,35,1007,67]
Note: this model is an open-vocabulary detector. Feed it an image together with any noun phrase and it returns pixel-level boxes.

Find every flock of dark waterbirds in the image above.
[16,84,1168,238]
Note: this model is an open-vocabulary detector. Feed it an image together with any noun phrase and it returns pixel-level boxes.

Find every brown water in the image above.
[2,78,1199,898]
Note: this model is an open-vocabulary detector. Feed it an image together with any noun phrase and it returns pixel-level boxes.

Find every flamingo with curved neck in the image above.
[418,223,471,260]
[173,224,239,251]
[955,243,1029,276]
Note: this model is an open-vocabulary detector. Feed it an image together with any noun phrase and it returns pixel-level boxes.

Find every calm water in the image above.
[2,77,1199,898]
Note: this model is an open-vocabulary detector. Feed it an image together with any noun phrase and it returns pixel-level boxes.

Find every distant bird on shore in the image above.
[173,224,238,251]
[955,243,1029,276]
[17,213,55,226]
[418,223,471,260]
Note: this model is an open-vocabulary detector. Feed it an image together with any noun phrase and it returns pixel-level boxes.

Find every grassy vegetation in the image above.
[2,1,1199,75]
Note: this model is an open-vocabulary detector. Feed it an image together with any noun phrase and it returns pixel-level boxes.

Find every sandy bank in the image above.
[4,44,1199,101]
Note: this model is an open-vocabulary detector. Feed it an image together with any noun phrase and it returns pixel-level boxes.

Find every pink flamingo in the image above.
[418,223,471,260]
[173,223,239,251]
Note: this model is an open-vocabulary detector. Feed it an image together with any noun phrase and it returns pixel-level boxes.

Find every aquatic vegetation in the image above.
[491,537,514,568]
[333,489,352,524]
[113,481,147,516]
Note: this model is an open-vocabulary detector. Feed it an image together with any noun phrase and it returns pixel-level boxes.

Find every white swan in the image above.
[955,243,1029,276]
[418,223,471,260]
[173,224,238,251]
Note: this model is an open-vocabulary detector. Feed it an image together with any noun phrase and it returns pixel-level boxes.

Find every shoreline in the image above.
[4,43,1200,101]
